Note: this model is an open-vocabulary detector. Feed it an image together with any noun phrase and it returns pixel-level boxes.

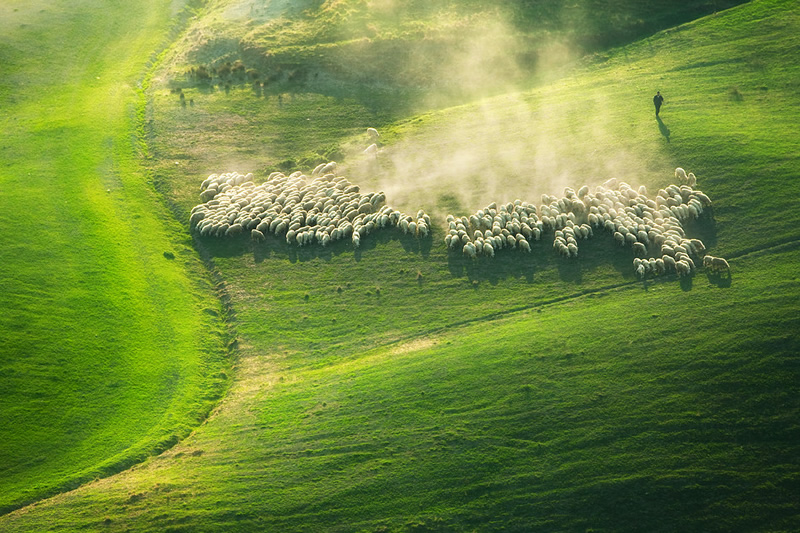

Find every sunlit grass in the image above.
[0,0,229,514]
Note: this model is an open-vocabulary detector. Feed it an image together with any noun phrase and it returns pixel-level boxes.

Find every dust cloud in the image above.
[344,8,655,218]
[355,96,641,218]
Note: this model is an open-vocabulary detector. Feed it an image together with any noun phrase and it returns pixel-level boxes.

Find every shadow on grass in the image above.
[706,271,732,288]
[198,228,433,264]
[350,230,433,262]
[196,217,719,290]
[684,209,718,250]
[657,116,671,142]
[445,232,640,285]
[447,249,542,286]
[196,235,250,259]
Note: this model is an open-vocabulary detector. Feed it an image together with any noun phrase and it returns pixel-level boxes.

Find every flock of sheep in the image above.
[445,201,544,258]
[189,164,729,279]
[189,165,430,249]
[445,167,728,278]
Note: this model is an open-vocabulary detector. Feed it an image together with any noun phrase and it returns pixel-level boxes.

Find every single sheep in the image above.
[703,255,730,273]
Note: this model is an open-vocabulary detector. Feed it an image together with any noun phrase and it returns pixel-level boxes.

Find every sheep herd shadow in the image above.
[705,271,732,288]
[196,227,432,266]
[193,212,725,292]
[444,234,633,286]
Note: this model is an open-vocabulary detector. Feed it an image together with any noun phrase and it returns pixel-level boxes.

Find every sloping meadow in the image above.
[2,0,799,531]
[0,0,230,516]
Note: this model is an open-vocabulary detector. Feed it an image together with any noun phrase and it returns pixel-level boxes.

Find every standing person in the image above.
[653,91,665,117]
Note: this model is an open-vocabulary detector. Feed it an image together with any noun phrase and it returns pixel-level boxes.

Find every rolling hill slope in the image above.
[0,0,229,515]
[1,0,799,531]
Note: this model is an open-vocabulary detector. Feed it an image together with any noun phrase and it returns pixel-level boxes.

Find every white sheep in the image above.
[200,188,218,202]
[689,238,706,255]
[603,177,618,189]
[189,210,206,227]
[367,127,380,139]
[703,255,730,273]
[311,163,327,177]
[225,223,243,237]
[567,242,578,258]
[694,191,712,206]
[463,242,477,259]
[676,260,692,277]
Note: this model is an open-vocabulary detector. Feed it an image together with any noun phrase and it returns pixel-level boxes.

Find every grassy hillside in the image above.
[347,0,800,255]
[0,0,229,514]
[3,249,799,531]
[149,0,799,256]
[2,0,798,531]
[168,0,746,105]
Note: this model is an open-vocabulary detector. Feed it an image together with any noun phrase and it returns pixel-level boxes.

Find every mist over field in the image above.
[347,40,655,216]
[316,6,656,215]
[159,0,709,215]
[367,92,658,215]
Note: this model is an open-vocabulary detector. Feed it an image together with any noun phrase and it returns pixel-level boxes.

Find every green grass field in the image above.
[1,0,799,531]
[0,0,229,515]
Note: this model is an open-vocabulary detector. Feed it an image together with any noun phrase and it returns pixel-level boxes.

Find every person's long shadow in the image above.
[657,116,670,142]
